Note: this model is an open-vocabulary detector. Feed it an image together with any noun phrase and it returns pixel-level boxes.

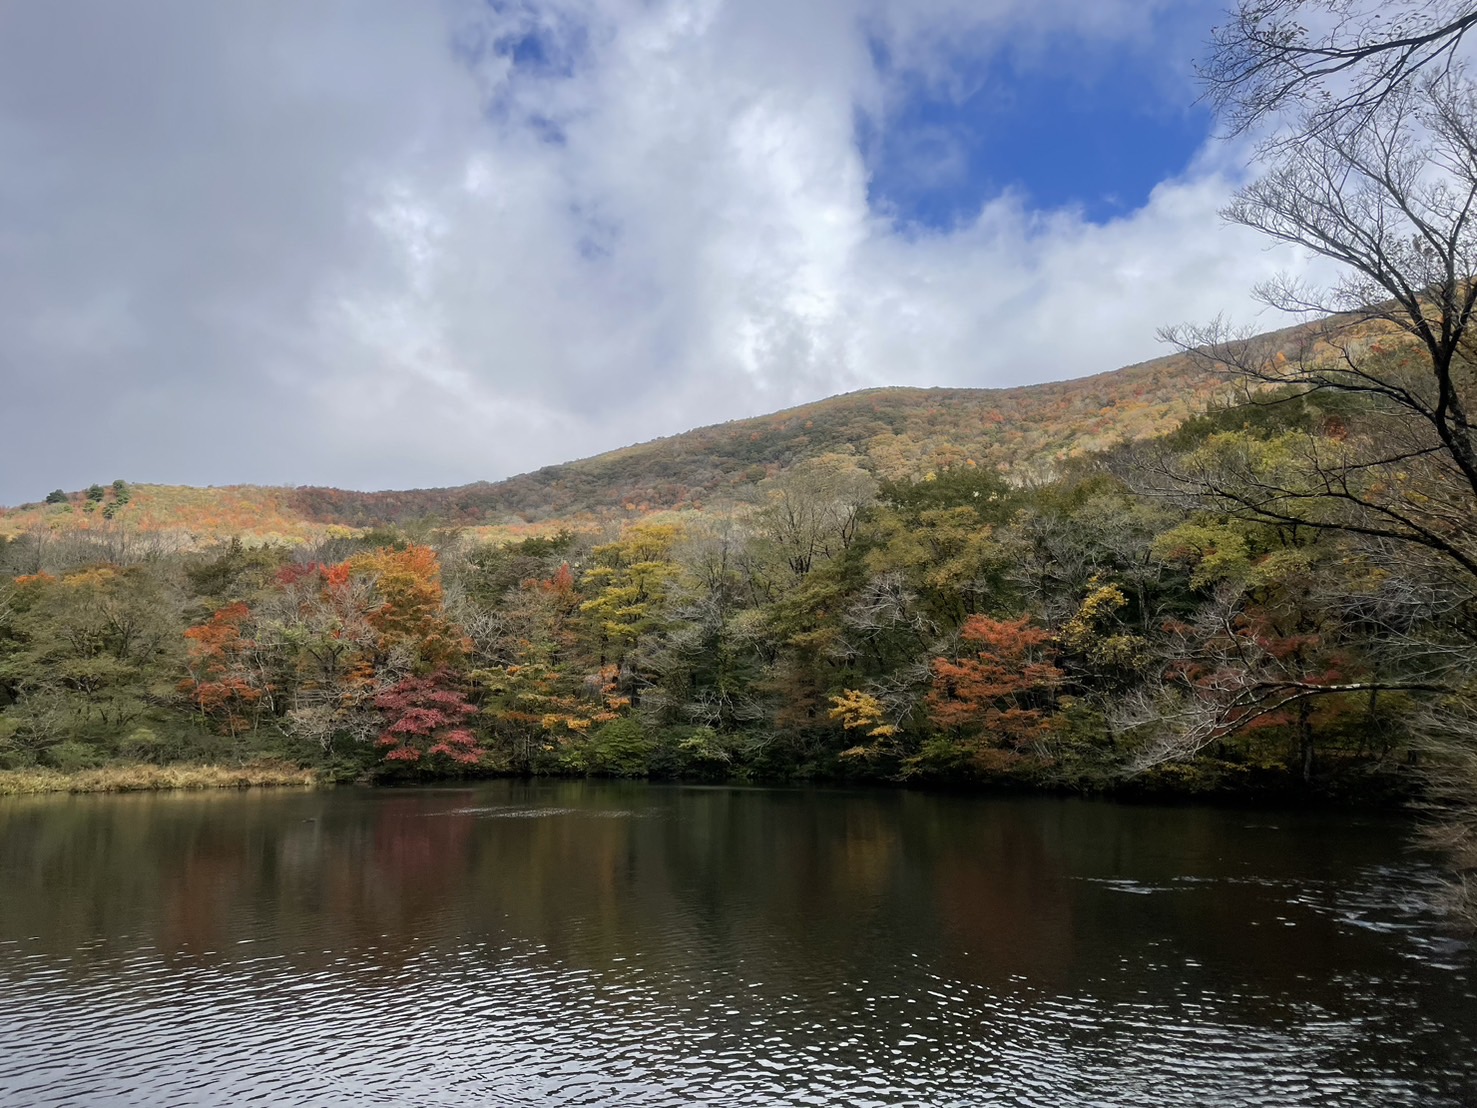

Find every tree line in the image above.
[0,417,1442,798]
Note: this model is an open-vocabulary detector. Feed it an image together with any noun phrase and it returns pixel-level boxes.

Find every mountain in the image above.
[0,324,1331,543]
[289,348,1226,527]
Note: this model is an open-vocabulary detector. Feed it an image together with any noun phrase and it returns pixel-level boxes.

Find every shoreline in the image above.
[0,761,1417,811]
[0,762,323,796]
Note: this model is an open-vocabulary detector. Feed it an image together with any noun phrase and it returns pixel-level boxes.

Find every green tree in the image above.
[0,567,184,767]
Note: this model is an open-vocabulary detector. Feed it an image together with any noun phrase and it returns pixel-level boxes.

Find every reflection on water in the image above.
[0,782,1473,1106]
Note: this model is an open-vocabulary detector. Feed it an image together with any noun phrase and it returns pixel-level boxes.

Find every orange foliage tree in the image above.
[181,602,267,735]
[927,615,1063,759]
[348,545,468,671]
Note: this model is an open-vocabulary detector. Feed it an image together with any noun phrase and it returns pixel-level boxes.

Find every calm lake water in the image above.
[0,781,1473,1106]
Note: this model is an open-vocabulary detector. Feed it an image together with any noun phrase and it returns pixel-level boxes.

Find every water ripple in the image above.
[0,785,1472,1106]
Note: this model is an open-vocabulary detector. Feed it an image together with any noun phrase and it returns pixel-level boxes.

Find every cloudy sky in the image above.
[0,0,1305,504]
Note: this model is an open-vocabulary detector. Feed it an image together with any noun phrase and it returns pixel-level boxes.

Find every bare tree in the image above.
[1158,74,1477,583]
[756,454,877,580]
[1204,0,1477,137]
[1112,579,1445,775]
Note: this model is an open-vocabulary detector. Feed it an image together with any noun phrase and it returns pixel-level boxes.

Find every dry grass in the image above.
[0,762,322,796]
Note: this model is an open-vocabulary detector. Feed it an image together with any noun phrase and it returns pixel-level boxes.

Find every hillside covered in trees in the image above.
[290,348,1240,526]
[0,321,1443,793]
[2,337,1309,541]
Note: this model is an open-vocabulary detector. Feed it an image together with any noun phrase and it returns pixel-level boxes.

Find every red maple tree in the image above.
[374,674,483,766]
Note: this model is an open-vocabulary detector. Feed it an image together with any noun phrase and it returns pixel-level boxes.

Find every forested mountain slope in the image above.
[1,319,1330,538]
[286,351,1228,527]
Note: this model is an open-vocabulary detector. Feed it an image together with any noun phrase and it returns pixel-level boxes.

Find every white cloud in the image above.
[0,0,1302,503]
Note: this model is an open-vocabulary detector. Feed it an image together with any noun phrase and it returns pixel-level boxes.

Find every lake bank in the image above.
[0,755,1422,809]
[0,761,323,796]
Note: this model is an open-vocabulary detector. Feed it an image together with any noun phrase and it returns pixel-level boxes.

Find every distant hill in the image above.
[0,321,1344,543]
[286,346,1234,528]
[0,484,341,546]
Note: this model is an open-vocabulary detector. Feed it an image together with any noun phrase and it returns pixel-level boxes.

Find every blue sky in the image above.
[863,31,1215,228]
[0,0,1292,502]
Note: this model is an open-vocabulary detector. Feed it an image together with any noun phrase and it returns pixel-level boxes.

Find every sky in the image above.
[0,0,1309,505]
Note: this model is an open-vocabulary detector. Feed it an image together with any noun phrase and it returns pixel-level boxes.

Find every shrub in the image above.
[575,718,653,777]
[45,741,106,773]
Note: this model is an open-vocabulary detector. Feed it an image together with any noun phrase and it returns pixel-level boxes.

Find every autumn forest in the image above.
[0,338,1462,809]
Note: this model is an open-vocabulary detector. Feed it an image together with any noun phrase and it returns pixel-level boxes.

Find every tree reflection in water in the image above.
[0,783,1472,1106]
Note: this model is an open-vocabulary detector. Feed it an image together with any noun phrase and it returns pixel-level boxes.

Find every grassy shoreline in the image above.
[0,762,323,796]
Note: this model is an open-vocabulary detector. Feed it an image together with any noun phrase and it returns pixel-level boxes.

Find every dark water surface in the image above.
[0,782,1473,1106]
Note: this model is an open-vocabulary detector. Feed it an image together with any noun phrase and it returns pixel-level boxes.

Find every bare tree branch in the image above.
[1204,0,1477,138]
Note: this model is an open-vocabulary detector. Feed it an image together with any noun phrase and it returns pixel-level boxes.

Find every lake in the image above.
[0,781,1472,1106]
